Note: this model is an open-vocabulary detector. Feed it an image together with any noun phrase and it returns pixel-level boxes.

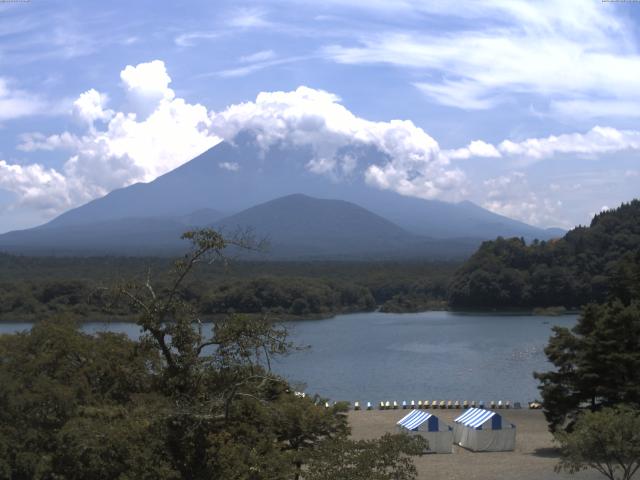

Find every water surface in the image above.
[277,311,577,403]
[0,311,577,403]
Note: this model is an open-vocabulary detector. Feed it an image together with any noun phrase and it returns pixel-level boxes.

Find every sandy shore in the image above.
[348,409,602,480]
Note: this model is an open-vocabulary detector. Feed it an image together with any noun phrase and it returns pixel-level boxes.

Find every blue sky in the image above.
[1,0,639,232]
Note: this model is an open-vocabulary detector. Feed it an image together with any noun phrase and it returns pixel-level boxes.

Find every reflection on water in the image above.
[509,345,544,361]
[0,311,577,403]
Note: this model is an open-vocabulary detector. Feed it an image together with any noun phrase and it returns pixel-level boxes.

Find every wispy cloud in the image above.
[239,49,276,63]
[215,55,308,78]
[228,7,272,28]
[320,0,640,114]
[414,80,500,111]
[219,161,240,171]
[174,31,221,47]
[0,6,147,65]
[550,99,640,119]
[0,77,51,121]
[173,7,273,47]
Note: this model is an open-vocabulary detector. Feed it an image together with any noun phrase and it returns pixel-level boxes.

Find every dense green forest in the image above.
[0,255,456,322]
[449,200,640,309]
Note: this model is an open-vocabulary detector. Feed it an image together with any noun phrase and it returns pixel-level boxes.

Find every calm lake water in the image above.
[0,311,577,404]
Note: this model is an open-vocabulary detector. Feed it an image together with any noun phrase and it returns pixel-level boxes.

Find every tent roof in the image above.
[454,408,497,428]
[397,410,434,430]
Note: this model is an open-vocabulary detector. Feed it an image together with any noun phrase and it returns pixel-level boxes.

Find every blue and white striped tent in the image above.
[397,410,453,453]
[453,408,516,452]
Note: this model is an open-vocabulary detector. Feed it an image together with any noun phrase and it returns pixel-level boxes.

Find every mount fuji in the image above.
[0,136,563,258]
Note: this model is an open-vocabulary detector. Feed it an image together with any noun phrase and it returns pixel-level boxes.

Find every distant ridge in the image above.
[214,193,423,258]
[0,194,480,259]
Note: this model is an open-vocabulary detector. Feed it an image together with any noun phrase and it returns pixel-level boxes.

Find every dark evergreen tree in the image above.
[535,299,640,432]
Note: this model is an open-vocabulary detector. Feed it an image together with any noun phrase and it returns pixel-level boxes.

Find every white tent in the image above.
[396,410,453,453]
[453,408,516,452]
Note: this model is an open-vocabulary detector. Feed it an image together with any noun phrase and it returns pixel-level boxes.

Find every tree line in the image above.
[0,257,456,322]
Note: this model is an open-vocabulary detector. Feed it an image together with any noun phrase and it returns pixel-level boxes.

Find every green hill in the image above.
[448,200,640,309]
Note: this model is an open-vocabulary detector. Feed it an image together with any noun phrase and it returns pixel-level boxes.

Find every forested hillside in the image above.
[449,200,640,309]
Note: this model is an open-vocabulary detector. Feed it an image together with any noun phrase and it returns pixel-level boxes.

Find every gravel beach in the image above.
[348,409,602,480]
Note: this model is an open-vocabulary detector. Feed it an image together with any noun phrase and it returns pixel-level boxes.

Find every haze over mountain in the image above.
[0,137,563,258]
[214,194,485,259]
[0,193,480,259]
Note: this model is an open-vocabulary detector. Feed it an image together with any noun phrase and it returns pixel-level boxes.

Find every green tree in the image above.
[555,406,640,480]
[305,433,427,480]
[0,316,168,480]
[535,300,640,432]
[0,229,425,479]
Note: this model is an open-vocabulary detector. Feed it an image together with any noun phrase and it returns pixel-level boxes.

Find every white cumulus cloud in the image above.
[443,126,640,164]
[120,59,176,118]
[0,160,71,214]
[73,88,114,126]
[6,58,634,231]
[208,86,465,199]
[497,126,640,161]
[7,60,220,213]
[446,140,502,160]
[5,69,467,220]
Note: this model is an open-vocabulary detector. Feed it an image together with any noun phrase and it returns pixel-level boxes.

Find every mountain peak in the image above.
[0,141,562,256]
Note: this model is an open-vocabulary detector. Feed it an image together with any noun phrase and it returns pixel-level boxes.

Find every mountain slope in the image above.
[212,194,481,259]
[0,209,225,256]
[215,193,420,258]
[39,138,561,239]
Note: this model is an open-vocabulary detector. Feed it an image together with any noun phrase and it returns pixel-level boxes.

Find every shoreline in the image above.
[0,307,581,325]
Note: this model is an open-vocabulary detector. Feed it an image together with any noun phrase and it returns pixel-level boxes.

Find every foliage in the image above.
[555,406,640,480]
[534,299,640,432]
[304,433,427,480]
[0,316,170,479]
[449,200,640,309]
[0,229,425,479]
[203,276,376,316]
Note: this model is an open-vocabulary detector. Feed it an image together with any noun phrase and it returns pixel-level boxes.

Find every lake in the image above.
[0,311,577,404]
